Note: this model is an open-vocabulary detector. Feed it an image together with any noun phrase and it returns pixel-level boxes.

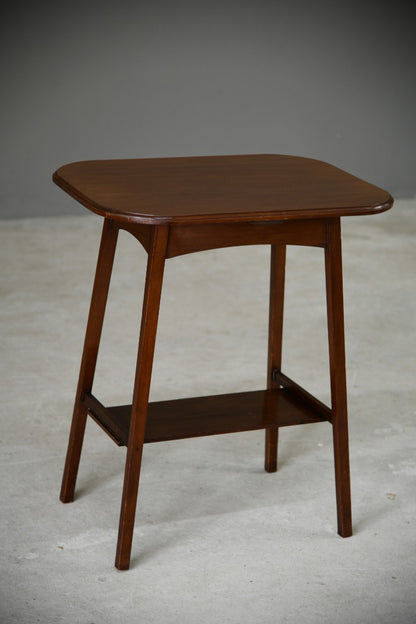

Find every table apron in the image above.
[165,219,327,257]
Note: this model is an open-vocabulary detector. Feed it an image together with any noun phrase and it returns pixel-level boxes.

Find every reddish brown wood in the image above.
[83,387,330,447]
[53,155,392,569]
[272,371,332,422]
[60,219,118,503]
[115,225,169,570]
[53,154,393,225]
[167,219,326,257]
[83,392,126,446]
[325,219,352,537]
[117,221,152,253]
[265,245,286,472]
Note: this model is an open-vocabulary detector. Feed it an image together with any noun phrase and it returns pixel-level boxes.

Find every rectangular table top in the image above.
[53,154,393,225]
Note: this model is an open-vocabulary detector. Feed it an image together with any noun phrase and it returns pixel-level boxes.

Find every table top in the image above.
[53,154,393,225]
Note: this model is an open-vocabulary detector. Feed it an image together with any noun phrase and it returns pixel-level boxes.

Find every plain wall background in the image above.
[1,0,415,218]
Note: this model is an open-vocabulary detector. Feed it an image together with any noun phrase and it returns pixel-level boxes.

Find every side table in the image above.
[53,154,393,569]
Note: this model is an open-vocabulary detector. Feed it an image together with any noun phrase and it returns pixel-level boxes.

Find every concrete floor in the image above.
[1,200,415,623]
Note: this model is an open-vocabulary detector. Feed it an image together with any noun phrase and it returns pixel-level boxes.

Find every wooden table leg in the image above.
[115,225,169,570]
[60,219,119,503]
[265,244,286,472]
[325,219,352,537]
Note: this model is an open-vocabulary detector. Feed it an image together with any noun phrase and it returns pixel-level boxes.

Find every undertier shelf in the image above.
[83,385,332,447]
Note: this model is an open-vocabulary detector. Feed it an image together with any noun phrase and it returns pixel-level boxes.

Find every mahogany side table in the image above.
[53,154,393,570]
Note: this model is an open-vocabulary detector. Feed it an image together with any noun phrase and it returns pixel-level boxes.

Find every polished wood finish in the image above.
[116,225,168,570]
[60,219,119,503]
[53,154,392,569]
[166,219,326,257]
[325,219,352,537]
[265,244,286,472]
[53,154,392,225]
[83,384,330,447]
[272,371,332,422]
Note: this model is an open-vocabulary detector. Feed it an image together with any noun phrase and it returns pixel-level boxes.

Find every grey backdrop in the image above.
[1,1,415,218]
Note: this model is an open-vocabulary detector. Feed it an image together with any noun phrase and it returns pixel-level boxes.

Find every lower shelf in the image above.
[83,385,331,447]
